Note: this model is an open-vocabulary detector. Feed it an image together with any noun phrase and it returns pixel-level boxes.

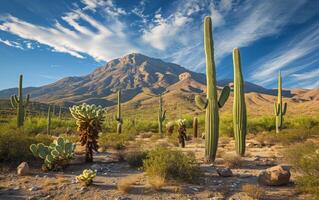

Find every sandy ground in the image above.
[0,135,313,200]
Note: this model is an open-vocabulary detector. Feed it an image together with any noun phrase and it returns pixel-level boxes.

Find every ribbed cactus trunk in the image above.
[47,106,51,135]
[195,17,230,162]
[158,95,166,136]
[116,90,123,134]
[193,117,198,138]
[10,74,30,127]
[232,48,247,156]
[274,72,287,133]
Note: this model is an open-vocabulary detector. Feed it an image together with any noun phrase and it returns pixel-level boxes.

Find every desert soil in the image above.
[0,135,312,200]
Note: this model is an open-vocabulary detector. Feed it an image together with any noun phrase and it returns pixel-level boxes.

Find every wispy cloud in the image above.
[0,38,23,49]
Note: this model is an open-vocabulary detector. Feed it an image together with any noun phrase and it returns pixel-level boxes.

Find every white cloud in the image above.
[0,38,24,49]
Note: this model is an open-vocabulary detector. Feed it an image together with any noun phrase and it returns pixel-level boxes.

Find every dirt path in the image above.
[0,136,309,200]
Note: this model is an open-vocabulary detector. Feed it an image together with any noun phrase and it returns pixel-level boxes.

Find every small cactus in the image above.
[116,90,123,134]
[30,137,76,170]
[76,169,97,186]
[274,71,287,133]
[176,119,187,148]
[10,74,30,127]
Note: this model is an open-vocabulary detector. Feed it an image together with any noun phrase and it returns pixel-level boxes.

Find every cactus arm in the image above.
[24,94,30,106]
[162,110,166,121]
[218,86,230,108]
[282,102,287,115]
[13,95,19,104]
[274,103,280,116]
[195,95,208,109]
[10,95,17,108]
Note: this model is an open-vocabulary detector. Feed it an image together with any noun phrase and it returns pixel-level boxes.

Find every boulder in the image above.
[217,167,233,177]
[17,162,29,176]
[258,165,291,186]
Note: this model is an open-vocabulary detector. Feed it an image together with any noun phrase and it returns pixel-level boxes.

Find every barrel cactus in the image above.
[232,48,247,156]
[76,169,97,186]
[10,74,30,127]
[195,16,230,162]
[30,137,76,170]
[70,103,106,162]
[274,71,287,133]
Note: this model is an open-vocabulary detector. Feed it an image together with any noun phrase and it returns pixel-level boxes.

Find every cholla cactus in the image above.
[30,137,76,170]
[76,169,97,186]
[176,119,187,148]
[69,103,106,162]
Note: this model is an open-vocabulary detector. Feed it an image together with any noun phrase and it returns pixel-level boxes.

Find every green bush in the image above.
[125,150,148,168]
[0,130,52,162]
[143,147,200,183]
[98,132,135,149]
[284,142,319,198]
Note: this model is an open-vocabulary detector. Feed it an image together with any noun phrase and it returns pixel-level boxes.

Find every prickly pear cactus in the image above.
[30,137,76,170]
[10,74,30,127]
[69,103,106,162]
[76,169,97,186]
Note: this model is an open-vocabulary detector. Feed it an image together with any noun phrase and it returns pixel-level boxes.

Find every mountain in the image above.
[0,53,317,114]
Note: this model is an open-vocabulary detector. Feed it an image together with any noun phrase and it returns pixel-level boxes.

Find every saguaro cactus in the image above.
[274,71,287,133]
[232,48,247,156]
[10,74,30,127]
[47,106,51,135]
[116,90,123,134]
[195,16,230,162]
[158,94,166,136]
[193,117,198,138]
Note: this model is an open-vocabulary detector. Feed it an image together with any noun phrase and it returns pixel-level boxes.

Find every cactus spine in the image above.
[116,90,123,134]
[274,71,287,133]
[193,117,198,138]
[232,48,247,156]
[158,94,166,136]
[10,74,30,127]
[47,106,51,135]
[195,16,230,162]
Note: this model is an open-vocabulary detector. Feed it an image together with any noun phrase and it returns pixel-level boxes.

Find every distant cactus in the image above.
[158,94,166,136]
[58,106,62,119]
[10,74,30,127]
[70,103,106,162]
[195,17,230,162]
[232,48,247,156]
[30,137,76,170]
[274,71,287,133]
[176,119,187,148]
[193,117,198,138]
[76,169,96,186]
[47,106,51,135]
[116,90,123,134]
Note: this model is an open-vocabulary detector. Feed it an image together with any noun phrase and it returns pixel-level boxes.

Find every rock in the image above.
[91,164,103,172]
[12,186,20,191]
[228,192,254,200]
[17,162,29,176]
[258,165,291,186]
[29,186,40,191]
[217,168,233,177]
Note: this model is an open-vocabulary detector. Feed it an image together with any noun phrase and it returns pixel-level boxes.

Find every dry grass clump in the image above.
[242,184,265,200]
[117,175,139,193]
[147,176,166,191]
[125,150,148,168]
[222,152,242,168]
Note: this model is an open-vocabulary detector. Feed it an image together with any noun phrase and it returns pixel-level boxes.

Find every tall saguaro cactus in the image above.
[195,16,230,162]
[158,94,166,136]
[47,106,51,135]
[274,72,287,133]
[116,90,123,134]
[10,74,30,127]
[232,48,247,156]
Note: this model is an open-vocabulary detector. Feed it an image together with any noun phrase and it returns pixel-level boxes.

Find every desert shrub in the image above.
[143,147,200,183]
[0,130,52,162]
[242,184,264,200]
[248,116,276,134]
[284,142,319,198]
[99,132,135,149]
[148,176,165,190]
[125,150,148,168]
[219,116,234,137]
[222,152,242,168]
[289,116,319,130]
[117,175,139,193]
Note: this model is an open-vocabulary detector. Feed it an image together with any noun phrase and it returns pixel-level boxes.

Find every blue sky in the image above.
[0,0,318,90]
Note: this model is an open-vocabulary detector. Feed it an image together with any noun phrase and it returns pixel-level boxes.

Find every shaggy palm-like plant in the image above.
[70,103,106,162]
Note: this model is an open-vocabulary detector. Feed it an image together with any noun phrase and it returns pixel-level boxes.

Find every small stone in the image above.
[258,165,291,186]
[216,167,233,177]
[29,186,40,191]
[12,186,20,191]
[35,175,39,178]
[91,164,103,172]
[17,162,29,176]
